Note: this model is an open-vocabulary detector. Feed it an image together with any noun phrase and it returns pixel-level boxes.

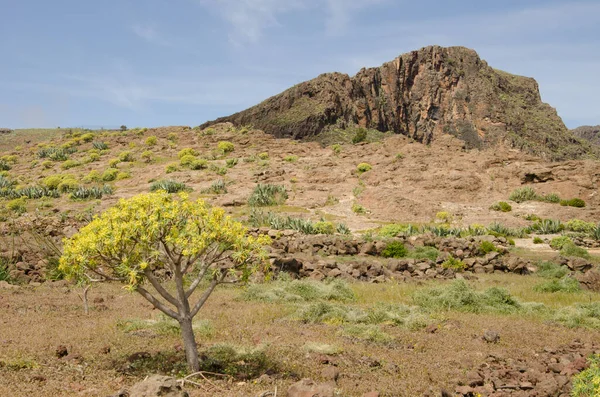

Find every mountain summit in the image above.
[202,45,592,160]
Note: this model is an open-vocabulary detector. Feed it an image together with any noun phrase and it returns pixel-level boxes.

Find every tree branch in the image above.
[136,286,180,320]
[190,272,227,318]
[143,268,181,309]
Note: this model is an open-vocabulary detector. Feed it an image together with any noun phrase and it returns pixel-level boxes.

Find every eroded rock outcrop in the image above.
[202,46,593,160]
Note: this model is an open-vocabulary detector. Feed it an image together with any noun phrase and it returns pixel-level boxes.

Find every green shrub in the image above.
[70,185,113,200]
[441,256,466,271]
[0,160,11,171]
[408,246,439,261]
[312,221,335,235]
[242,278,355,303]
[0,258,12,282]
[179,154,197,167]
[352,202,367,214]
[150,179,191,193]
[356,163,372,174]
[435,211,453,223]
[257,152,269,160]
[571,354,600,396]
[92,141,108,150]
[108,158,120,168]
[479,241,497,254]
[560,243,591,259]
[57,178,79,192]
[560,198,586,208]
[352,128,367,144]
[118,151,134,162]
[534,277,581,293]
[536,261,569,279]
[189,159,208,170]
[533,237,544,244]
[167,132,178,141]
[381,241,407,258]
[43,175,64,190]
[248,184,288,207]
[284,155,298,163]
[61,160,80,170]
[116,171,131,180]
[83,170,102,183]
[331,144,341,155]
[413,280,521,314]
[226,158,239,168]
[217,141,234,154]
[145,136,157,146]
[509,186,538,203]
[141,150,154,163]
[165,164,179,174]
[549,236,573,250]
[490,201,512,212]
[178,148,198,159]
[541,193,561,203]
[566,219,595,233]
[6,198,27,214]
[88,153,100,162]
[529,219,564,234]
[202,179,227,195]
[102,168,119,181]
[41,160,53,169]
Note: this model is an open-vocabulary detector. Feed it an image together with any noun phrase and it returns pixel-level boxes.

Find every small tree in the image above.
[120,125,127,131]
[59,192,269,371]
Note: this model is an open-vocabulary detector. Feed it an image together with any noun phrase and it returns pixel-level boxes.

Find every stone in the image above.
[482,330,500,343]
[128,375,188,397]
[321,366,340,382]
[287,378,335,397]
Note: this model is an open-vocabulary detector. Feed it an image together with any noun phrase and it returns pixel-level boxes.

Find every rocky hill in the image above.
[572,125,600,145]
[202,45,594,161]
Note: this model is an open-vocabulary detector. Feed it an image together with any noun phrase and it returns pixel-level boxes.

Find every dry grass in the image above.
[1,276,599,396]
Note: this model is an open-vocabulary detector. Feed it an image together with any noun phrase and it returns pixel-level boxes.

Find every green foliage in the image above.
[490,201,512,212]
[257,152,269,160]
[540,193,561,203]
[248,184,288,207]
[549,236,573,250]
[435,211,453,223]
[331,144,341,155]
[118,151,134,162]
[165,164,179,174]
[150,180,191,193]
[242,277,355,303]
[571,355,600,396]
[336,223,351,235]
[341,324,393,344]
[351,128,368,144]
[70,185,113,200]
[313,221,335,235]
[202,180,227,195]
[102,168,119,182]
[217,141,234,154]
[226,158,239,168]
[145,136,157,146]
[560,242,591,259]
[441,256,466,271]
[178,148,199,158]
[533,237,544,244]
[509,186,538,203]
[408,246,440,261]
[356,162,372,174]
[284,155,298,163]
[536,261,569,279]
[381,241,407,258]
[87,152,100,162]
[6,197,27,214]
[529,219,564,234]
[566,219,596,233]
[108,158,120,168]
[198,344,275,379]
[0,160,11,171]
[534,277,581,293]
[61,159,80,170]
[592,224,600,241]
[352,202,367,214]
[57,178,80,192]
[479,240,497,254]
[0,175,15,190]
[37,146,76,161]
[209,164,227,175]
[413,280,521,314]
[92,141,109,150]
[141,150,154,163]
[0,257,12,282]
[81,133,95,142]
[560,198,586,208]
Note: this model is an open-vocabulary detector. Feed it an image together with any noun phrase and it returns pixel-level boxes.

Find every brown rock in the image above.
[482,330,500,343]
[287,378,334,397]
[128,375,188,397]
[321,366,340,382]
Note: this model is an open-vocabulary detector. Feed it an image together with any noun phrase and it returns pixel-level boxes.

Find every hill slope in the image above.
[202,45,593,160]
[572,125,600,145]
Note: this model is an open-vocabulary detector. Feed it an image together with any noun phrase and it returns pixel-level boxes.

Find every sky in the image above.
[0,0,598,129]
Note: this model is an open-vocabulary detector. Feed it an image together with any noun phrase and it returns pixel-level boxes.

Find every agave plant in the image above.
[150,179,191,193]
[529,219,564,234]
[248,183,288,207]
[92,141,109,150]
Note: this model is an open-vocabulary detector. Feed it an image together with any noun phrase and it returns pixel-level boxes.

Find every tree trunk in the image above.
[179,316,200,372]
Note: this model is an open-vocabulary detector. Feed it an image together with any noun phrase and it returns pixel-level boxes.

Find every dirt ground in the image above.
[0,274,599,397]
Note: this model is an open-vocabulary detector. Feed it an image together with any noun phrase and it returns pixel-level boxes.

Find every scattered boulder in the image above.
[287,378,335,397]
[128,375,188,397]
[482,330,500,344]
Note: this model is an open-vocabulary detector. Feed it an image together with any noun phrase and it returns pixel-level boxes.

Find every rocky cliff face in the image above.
[572,125,600,145]
[202,46,593,160]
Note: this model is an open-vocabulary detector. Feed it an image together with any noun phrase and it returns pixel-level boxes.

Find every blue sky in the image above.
[1,0,598,129]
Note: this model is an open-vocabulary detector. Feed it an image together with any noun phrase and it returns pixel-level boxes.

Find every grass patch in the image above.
[534,277,581,293]
[150,180,191,193]
[248,184,288,207]
[241,278,355,303]
[571,354,600,396]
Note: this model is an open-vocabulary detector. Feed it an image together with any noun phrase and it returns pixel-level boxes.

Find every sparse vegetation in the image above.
[150,180,191,193]
[509,186,538,203]
[560,198,586,208]
[356,162,372,174]
[381,241,407,258]
[248,184,288,207]
[490,201,512,212]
